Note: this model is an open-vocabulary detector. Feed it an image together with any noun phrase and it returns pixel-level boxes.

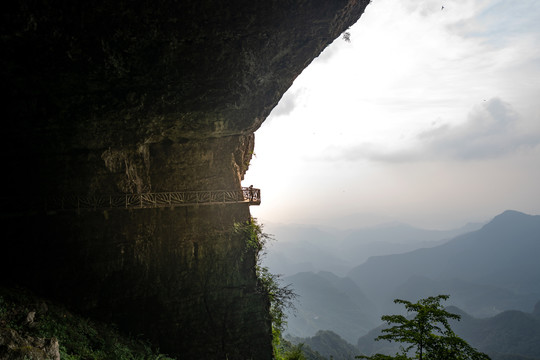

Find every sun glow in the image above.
[244,0,540,229]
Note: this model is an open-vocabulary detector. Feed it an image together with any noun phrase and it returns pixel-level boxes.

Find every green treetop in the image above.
[357,295,490,360]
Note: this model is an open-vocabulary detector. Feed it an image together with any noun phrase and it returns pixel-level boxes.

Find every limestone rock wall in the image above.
[5,204,267,359]
[1,0,369,358]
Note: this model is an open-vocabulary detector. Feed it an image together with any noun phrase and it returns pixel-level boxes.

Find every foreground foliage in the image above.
[357,295,490,360]
[0,287,174,360]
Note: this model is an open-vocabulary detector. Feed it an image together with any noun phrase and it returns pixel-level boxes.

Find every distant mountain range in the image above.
[263,221,482,276]
[278,210,540,356]
[287,330,360,360]
[348,210,540,317]
[283,271,378,343]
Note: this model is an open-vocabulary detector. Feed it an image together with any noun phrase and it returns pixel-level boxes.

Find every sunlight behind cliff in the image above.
[243,0,540,230]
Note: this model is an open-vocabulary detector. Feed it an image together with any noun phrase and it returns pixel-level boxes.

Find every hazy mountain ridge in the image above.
[283,271,378,343]
[287,330,359,360]
[279,210,540,359]
[263,221,482,276]
[392,276,539,318]
[348,210,540,316]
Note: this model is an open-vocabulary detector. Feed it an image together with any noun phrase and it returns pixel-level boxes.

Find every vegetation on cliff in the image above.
[0,287,174,360]
[235,218,304,359]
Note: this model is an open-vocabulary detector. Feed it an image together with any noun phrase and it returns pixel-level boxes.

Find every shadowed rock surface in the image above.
[1,1,369,358]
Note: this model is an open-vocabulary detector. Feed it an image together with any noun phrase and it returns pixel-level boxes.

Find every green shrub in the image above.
[0,287,175,360]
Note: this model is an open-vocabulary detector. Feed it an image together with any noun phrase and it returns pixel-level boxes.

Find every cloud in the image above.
[419,98,540,159]
[325,98,540,163]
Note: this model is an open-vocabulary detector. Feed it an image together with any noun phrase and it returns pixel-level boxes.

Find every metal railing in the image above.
[40,187,261,211]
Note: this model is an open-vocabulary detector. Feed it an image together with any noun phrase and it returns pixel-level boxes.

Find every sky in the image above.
[242,0,540,230]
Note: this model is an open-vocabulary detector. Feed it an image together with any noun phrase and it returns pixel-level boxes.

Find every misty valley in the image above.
[263,210,540,360]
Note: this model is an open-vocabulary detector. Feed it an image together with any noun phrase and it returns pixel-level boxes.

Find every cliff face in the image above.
[1,1,368,358]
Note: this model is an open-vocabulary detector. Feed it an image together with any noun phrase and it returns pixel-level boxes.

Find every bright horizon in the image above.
[243,0,540,230]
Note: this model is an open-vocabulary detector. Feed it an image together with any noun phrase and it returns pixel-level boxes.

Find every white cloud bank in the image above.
[326,98,540,162]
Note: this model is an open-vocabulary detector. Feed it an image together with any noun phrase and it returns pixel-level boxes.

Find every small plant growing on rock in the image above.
[234,218,297,359]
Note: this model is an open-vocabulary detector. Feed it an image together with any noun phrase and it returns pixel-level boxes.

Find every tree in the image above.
[357,295,490,360]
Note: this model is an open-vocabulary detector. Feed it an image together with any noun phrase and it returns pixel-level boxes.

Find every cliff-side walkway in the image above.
[3,188,260,214]
[48,187,261,211]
